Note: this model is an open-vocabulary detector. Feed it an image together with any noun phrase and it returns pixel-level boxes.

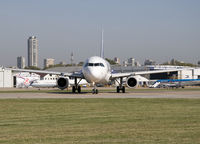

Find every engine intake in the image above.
[57,77,69,90]
[126,76,138,88]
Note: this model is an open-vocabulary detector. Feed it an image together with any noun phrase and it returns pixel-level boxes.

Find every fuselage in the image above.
[31,80,57,88]
[31,78,88,88]
[82,56,111,84]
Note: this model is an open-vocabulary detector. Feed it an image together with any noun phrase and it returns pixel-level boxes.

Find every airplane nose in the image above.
[88,68,103,82]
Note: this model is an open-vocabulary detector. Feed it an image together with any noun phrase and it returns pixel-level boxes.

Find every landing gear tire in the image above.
[78,86,81,93]
[117,86,120,93]
[92,89,98,94]
[72,86,76,93]
[116,86,126,93]
[92,89,95,94]
[116,78,126,93]
[122,86,125,93]
[72,86,81,93]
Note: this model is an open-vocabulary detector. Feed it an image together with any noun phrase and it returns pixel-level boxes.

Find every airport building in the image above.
[0,67,13,88]
[28,36,38,67]
[17,56,25,69]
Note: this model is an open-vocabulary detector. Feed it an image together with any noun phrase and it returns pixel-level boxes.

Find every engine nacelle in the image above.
[57,77,69,90]
[126,76,138,88]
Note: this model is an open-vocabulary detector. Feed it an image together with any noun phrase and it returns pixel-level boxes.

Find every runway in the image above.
[0,88,200,99]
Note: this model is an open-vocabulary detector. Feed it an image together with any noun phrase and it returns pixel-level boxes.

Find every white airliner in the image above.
[11,32,177,94]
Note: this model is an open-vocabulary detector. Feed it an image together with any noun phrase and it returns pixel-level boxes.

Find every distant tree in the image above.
[65,64,73,67]
[162,60,197,67]
[43,64,65,70]
[25,66,41,70]
[105,58,116,65]
[78,62,84,66]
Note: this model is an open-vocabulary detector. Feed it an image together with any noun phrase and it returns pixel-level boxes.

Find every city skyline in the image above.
[0,0,200,67]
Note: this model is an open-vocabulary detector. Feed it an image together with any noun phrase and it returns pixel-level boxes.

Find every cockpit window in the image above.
[84,63,88,67]
[100,63,104,67]
[84,63,105,67]
[88,63,94,66]
[94,63,100,66]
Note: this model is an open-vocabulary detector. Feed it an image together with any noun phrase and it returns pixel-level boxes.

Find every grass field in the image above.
[0,99,200,144]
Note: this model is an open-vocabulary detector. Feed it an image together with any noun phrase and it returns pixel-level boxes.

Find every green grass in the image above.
[0,99,200,144]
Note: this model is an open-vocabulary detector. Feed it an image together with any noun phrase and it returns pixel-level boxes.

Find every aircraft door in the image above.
[13,76,16,88]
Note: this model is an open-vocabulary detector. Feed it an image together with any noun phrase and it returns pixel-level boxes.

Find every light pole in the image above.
[2,67,4,88]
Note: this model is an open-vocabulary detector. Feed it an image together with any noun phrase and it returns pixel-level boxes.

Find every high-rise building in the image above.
[114,57,120,65]
[144,59,156,65]
[134,61,141,67]
[28,36,38,67]
[198,61,200,67]
[123,60,128,67]
[128,58,135,66]
[44,58,55,68]
[71,52,74,65]
[17,56,25,69]
[60,61,66,65]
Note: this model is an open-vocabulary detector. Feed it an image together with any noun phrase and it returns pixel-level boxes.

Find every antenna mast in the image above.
[71,52,74,66]
[100,29,104,58]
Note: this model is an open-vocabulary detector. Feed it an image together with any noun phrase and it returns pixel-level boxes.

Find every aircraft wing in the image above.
[110,69,179,79]
[9,68,84,79]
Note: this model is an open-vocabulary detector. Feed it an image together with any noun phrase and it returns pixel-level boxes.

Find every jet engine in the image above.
[57,77,69,90]
[126,76,138,88]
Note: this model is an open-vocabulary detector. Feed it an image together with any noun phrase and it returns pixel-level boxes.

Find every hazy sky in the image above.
[0,0,200,67]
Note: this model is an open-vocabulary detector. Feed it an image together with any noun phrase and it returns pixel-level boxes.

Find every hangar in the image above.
[0,67,13,88]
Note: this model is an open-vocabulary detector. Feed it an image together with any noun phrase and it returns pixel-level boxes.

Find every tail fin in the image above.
[100,29,104,58]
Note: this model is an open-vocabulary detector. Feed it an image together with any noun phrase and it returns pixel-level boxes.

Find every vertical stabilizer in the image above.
[100,29,104,58]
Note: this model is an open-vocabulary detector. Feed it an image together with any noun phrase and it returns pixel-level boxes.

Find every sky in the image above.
[0,0,200,67]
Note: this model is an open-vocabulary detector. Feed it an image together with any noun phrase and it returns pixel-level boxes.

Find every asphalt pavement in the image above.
[0,88,200,99]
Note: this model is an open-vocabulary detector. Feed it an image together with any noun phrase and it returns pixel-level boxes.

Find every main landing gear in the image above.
[116,77,125,93]
[72,85,81,93]
[72,78,82,93]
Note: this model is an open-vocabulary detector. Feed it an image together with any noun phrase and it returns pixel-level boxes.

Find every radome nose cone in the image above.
[89,68,103,82]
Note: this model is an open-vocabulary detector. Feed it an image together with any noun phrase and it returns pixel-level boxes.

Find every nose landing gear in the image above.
[92,88,98,94]
[92,82,98,94]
